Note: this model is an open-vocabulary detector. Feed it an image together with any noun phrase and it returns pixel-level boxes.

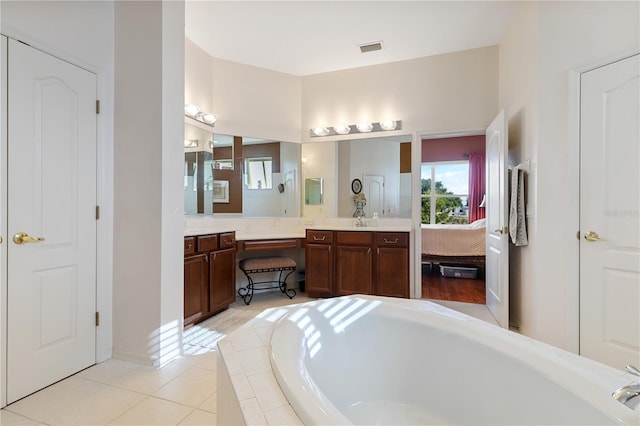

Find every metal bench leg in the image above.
[279,269,297,299]
[238,270,255,305]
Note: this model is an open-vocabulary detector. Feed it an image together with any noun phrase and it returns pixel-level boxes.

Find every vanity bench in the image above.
[238,256,297,305]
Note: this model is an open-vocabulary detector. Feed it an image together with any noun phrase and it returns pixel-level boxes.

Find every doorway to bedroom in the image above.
[420,134,486,304]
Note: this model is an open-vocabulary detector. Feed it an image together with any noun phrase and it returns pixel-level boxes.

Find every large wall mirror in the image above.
[184,121,301,217]
[337,135,412,218]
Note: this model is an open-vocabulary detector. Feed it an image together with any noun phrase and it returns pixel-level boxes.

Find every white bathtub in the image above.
[269,296,639,425]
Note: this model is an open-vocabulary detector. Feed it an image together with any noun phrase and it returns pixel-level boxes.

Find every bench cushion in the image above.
[239,256,296,272]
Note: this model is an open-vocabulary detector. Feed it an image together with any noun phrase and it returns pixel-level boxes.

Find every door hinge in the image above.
[576,231,580,240]
[96,100,100,114]
[95,311,100,327]
[96,205,100,220]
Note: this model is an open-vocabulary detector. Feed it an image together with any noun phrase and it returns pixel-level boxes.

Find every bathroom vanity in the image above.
[183,232,236,327]
[305,229,410,299]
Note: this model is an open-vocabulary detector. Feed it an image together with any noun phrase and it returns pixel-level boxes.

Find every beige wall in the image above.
[301,46,499,141]
[499,1,639,350]
[185,38,302,143]
[499,0,539,337]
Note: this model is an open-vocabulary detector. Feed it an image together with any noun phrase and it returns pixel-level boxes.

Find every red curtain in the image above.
[468,152,486,223]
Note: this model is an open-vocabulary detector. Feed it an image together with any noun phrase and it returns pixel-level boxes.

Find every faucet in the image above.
[612,365,640,409]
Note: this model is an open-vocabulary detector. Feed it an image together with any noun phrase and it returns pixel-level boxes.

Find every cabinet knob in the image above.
[383,238,398,244]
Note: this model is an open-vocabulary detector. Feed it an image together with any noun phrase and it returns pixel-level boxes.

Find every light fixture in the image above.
[184,104,200,117]
[185,103,218,127]
[379,119,397,131]
[184,139,198,148]
[479,194,486,208]
[312,127,331,137]
[310,120,401,137]
[333,124,351,135]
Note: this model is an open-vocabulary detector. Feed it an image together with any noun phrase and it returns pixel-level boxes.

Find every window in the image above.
[421,161,469,224]
[245,157,273,189]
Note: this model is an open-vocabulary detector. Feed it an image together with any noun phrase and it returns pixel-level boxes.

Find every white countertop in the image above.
[184,216,412,239]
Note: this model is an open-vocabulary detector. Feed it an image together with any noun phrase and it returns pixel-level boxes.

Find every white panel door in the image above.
[6,39,97,403]
[363,174,384,218]
[485,110,509,328]
[580,54,639,369]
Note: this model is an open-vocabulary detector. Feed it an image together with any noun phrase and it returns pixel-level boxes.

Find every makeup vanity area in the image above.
[183,119,412,326]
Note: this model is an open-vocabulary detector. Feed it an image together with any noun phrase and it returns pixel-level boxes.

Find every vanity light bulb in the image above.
[184,104,200,117]
[356,122,373,133]
[333,124,351,135]
[379,119,397,131]
[202,113,218,124]
[312,127,331,137]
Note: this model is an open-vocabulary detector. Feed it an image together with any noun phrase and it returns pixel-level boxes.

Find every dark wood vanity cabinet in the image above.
[184,237,209,325]
[184,232,236,327]
[374,232,410,298]
[209,233,236,314]
[335,231,374,296]
[305,229,409,299]
[305,230,334,297]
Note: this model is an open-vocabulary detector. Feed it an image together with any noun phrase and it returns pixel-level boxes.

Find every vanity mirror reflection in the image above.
[304,178,323,205]
[337,135,412,218]
[184,121,301,217]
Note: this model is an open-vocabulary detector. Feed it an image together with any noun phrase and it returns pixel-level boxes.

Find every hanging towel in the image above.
[509,166,528,246]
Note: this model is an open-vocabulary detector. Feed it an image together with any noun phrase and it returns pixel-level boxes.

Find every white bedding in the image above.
[421,219,486,256]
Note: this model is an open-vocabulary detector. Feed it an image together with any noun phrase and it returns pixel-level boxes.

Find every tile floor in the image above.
[0,293,497,425]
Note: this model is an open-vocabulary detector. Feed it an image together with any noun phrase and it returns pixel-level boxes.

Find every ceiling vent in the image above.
[359,41,383,53]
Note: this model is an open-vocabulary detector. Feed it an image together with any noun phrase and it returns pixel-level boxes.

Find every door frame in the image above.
[1,35,8,409]
[567,51,640,355]
[413,129,486,300]
[0,34,113,408]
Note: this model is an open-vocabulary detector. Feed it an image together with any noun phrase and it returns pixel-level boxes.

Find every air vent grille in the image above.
[359,42,383,53]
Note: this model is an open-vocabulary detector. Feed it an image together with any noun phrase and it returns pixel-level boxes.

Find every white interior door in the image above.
[363,174,384,218]
[485,110,509,328]
[579,54,639,369]
[6,39,97,403]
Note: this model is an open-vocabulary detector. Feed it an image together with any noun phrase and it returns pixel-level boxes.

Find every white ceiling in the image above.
[185,1,520,77]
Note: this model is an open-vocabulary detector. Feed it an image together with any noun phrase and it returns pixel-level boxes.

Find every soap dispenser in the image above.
[372,212,379,227]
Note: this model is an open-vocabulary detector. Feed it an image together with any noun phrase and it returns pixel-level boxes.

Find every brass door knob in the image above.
[13,232,45,245]
[584,231,604,242]
[494,227,508,234]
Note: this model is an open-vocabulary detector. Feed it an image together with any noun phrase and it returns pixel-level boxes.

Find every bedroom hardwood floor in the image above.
[422,266,486,304]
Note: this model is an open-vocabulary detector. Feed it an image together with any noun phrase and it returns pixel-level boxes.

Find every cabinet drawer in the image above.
[219,232,236,249]
[375,232,408,247]
[336,231,373,245]
[197,234,219,252]
[307,230,334,244]
[184,237,196,255]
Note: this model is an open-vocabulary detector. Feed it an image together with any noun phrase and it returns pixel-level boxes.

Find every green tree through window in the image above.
[421,162,469,224]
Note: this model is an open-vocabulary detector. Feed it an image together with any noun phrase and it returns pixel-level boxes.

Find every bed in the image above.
[421,218,486,267]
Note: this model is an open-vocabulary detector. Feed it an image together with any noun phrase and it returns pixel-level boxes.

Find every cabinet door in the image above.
[305,243,334,297]
[210,247,236,314]
[375,246,409,298]
[336,245,373,295]
[184,254,208,326]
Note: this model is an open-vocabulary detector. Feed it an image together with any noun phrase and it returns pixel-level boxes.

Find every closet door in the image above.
[6,39,97,403]
[580,54,639,369]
